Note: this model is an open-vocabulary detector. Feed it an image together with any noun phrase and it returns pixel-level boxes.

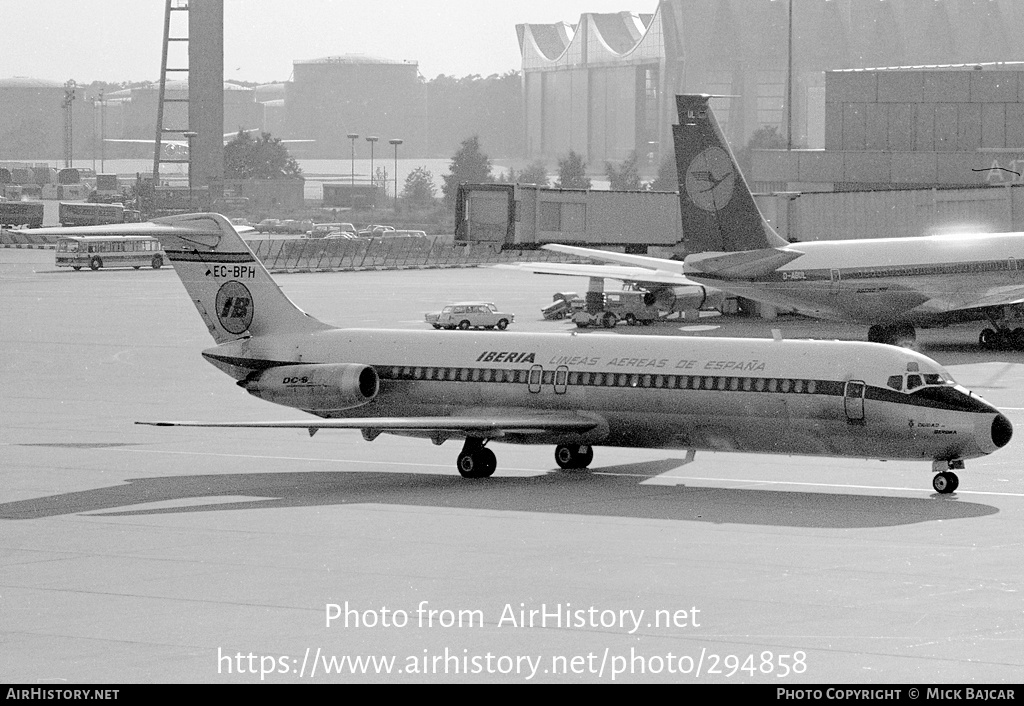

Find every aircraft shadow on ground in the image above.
[0,458,997,528]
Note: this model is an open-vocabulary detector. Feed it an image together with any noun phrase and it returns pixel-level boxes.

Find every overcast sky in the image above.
[2,0,653,84]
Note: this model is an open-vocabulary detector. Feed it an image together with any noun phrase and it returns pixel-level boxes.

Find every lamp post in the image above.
[183,131,197,208]
[99,90,105,173]
[366,136,378,206]
[346,133,358,186]
[389,138,403,210]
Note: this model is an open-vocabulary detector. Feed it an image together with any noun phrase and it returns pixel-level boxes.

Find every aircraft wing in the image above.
[105,138,186,146]
[541,242,805,281]
[951,287,1024,311]
[16,219,225,241]
[105,135,314,146]
[542,243,690,275]
[137,414,600,439]
[497,262,703,287]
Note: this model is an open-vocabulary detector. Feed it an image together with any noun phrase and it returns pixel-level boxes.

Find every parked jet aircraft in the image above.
[41,213,1010,493]
[106,130,313,157]
[543,94,1024,350]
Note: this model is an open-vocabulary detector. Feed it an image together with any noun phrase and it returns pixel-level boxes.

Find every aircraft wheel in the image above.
[555,444,593,469]
[458,320,471,330]
[457,448,496,478]
[602,312,616,328]
[979,328,996,349]
[867,324,885,343]
[151,255,163,269]
[932,471,959,494]
[476,448,496,477]
[497,319,509,330]
[432,324,442,329]
[89,257,102,271]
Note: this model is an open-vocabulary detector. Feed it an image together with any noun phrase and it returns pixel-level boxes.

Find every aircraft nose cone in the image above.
[992,413,1013,449]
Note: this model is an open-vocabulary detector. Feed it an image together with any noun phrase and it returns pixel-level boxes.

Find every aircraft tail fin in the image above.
[148,213,333,343]
[674,94,788,254]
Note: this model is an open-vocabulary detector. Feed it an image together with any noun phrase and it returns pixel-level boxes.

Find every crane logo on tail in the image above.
[685,146,735,212]
[215,280,253,334]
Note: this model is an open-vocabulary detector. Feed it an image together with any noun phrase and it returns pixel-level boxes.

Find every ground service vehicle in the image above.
[542,292,583,320]
[572,290,659,328]
[55,235,166,270]
[425,302,514,330]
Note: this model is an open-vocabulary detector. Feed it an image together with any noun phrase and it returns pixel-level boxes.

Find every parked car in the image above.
[308,222,357,238]
[255,218,280,233]
[425,302,514,330]
[357,224,396,237]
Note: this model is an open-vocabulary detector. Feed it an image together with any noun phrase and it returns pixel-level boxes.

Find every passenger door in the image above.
[844,380,866,422]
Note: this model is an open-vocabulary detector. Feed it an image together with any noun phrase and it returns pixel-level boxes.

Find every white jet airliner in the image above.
[40,213,1010,493]
[543,94,1024,350]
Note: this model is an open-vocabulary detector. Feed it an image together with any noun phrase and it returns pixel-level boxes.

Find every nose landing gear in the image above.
[931,459,963,494]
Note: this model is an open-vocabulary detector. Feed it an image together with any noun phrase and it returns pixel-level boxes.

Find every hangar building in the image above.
[284,55,426,158]
[518,0,1024,167]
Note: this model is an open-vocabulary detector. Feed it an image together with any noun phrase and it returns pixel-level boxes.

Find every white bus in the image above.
[55,235,166,271]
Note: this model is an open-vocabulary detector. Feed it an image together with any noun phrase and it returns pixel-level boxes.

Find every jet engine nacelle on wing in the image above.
[239,363,379,413]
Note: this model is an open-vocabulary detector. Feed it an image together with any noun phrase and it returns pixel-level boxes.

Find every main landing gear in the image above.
[455,440,595,478]
[978,326,1024,351]
[456,438,496,478]
[978,306,1024,350]
[932,459,963,495]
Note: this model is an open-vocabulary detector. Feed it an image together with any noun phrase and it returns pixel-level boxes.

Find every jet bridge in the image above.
[454,183,682,253]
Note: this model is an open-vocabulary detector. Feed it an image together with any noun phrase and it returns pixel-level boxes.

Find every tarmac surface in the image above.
[2,248,1023,684]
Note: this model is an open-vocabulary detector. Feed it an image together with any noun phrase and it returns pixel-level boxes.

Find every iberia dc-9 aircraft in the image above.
[41,213,1011,493]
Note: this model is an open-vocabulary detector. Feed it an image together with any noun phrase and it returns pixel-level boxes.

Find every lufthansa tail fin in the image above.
[674,94,788,254]
[147,213,333,343]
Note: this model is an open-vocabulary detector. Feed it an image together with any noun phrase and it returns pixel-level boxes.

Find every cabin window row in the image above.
[380,366,821,394]
[84,240,159,253]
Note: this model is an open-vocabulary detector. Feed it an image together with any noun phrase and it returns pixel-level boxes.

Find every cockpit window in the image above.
[906,374,923,390]
[922,374,945,385]
[887,375,903,391]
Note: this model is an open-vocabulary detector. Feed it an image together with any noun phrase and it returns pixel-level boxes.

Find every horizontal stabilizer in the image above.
[541,243,688,275]
[496,261,702,287]
[685,248,804,280]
